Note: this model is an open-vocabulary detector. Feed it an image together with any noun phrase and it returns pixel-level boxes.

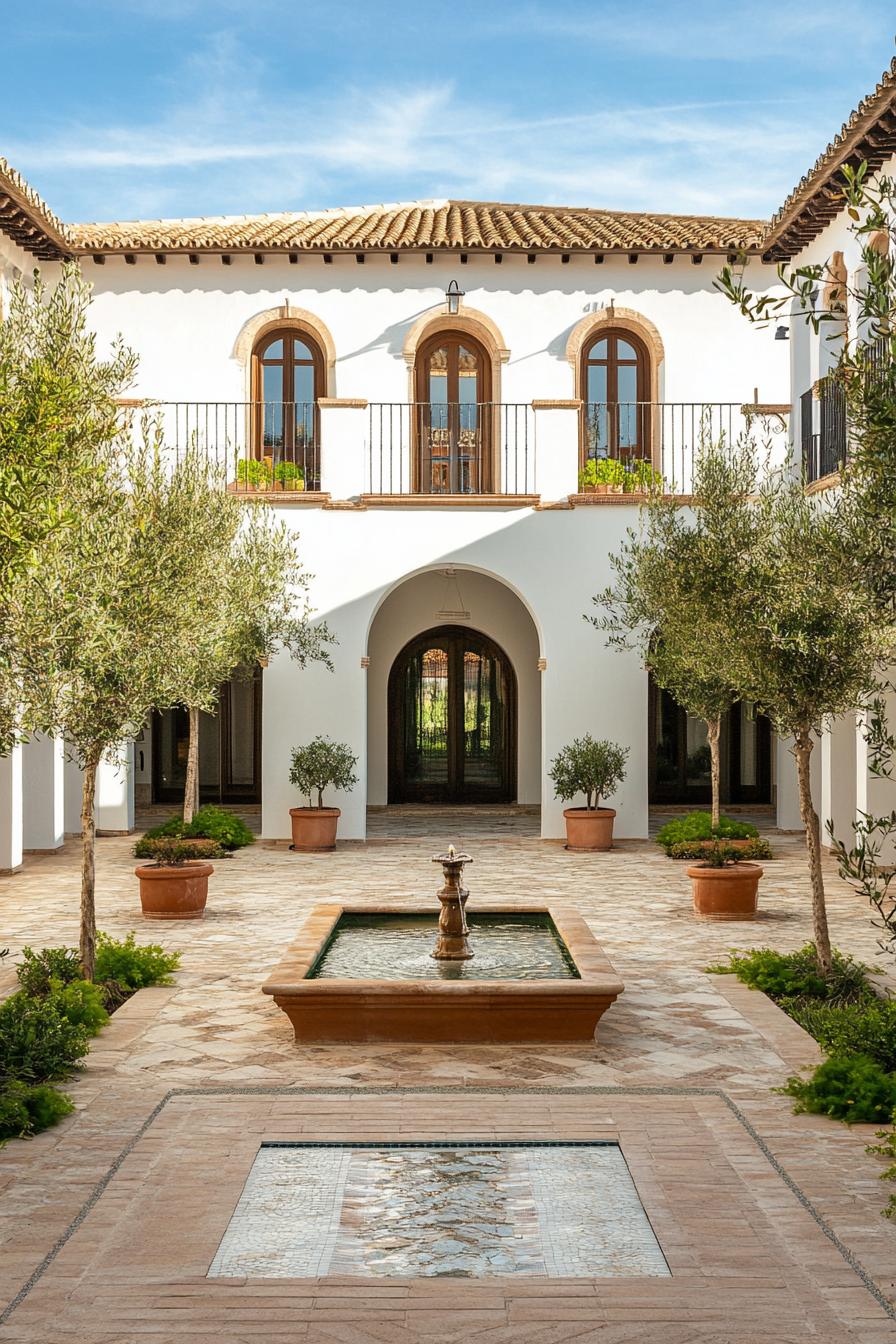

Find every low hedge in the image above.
[142,805,254,850]
[656,811,759,852]
[669,837,772,862]
[1,933,181,1145]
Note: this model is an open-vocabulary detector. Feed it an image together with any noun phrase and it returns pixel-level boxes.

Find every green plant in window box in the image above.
[623,459,664,493]
[235,458,273,491]
[273,461,306,492]
[579,457,626,495]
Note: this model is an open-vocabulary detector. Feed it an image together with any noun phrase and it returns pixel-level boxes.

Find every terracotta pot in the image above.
[688,861,763,920]
[289,806,341,852]
[582,484,597,495]
[609,483,624,494]
[135,861,213,919]
[594,483,610,495]
[563,807,616,852]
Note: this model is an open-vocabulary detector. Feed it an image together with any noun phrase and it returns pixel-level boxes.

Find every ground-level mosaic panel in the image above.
[208,1141,669,1279]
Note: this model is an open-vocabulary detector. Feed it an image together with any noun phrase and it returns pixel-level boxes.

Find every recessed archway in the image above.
[366,568,541,807]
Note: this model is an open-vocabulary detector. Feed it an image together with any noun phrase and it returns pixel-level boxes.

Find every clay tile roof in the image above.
[762,57,896,261]
[70,199,767,256]
[0,157,73,260]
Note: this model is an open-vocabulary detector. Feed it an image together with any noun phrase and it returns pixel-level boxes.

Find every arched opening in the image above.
[251,326,324,489]
[414,330,492,493]
[152,666,262,806]
[581,327,651,466]
[648,675,771,804]
[388,625,516,802]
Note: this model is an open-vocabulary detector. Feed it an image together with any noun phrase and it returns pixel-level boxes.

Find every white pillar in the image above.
[532,402,580,501]
[96,745,135,834]
[820,714,857,851]
[64,755,84,835]
[775,735,802,830]
[319,400,369,499]
[22,734,65,851]
[0,746,23,874]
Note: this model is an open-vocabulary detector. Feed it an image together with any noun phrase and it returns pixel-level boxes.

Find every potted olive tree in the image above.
[550,735,628,851]
[132,837,223,919]
[288,736,359,851]
[687,840,763,920]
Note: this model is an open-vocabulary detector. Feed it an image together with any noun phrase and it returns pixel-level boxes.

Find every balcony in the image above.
[143,398,788,502]
[800,383,846,484]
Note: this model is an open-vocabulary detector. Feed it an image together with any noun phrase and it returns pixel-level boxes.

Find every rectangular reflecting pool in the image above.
[309,912,580,981]
[209,1141,669,1280]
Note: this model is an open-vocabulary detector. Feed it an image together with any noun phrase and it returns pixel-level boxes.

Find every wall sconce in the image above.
[774,326,789,340]
[445,280,465,315]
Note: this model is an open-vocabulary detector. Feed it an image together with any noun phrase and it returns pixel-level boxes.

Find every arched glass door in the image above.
[252,328,322,489]
[415,334,491,493]
[582,329,649,465]
[389,626,515,802]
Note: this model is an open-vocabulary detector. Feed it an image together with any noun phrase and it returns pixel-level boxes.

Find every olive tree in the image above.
[155,461,333,824]
[0,265,135,749]
[596,436,758,827]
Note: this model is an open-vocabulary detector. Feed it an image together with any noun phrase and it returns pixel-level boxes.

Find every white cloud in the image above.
[3,27,874,222]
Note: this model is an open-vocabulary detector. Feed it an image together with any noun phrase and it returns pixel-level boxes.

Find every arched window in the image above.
[251,328,323,490]
[414,332,492,493]
[582,329,650,464]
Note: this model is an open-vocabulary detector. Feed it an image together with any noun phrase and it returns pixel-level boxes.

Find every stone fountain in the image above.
[262,842,624,1043]
[431,845,473,961]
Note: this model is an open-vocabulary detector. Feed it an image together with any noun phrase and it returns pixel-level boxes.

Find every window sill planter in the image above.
[687,861,762,920]
[289,807,341,852]
[563,807,616,852]
[135,861,214,919]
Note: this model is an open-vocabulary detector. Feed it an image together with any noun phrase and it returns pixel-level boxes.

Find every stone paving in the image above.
[0,814,895,1341]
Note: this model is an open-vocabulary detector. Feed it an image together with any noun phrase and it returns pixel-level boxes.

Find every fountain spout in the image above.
[431,845,474,960]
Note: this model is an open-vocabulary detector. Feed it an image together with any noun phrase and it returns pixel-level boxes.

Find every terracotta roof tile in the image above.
[70,199,766,255]
[763,57,896,259]
[0,157,73,259]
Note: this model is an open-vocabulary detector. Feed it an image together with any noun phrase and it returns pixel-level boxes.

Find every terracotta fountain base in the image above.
[262,902,623,1044]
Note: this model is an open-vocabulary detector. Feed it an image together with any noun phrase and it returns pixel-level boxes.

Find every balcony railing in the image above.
[149,401,321,493]
[582,401,761,493]
[800,383,846,483]
[367,403,535,496]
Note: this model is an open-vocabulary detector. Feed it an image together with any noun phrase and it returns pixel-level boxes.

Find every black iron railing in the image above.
[367,402,535,495]
[800,383,846,483]
[581,402,751,493]
[148,402,321,492]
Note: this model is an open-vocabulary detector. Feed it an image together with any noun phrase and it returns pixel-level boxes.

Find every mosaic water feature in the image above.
[208,1142,669,1279]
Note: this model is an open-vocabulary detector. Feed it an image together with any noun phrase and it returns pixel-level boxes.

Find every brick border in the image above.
[2,1084,894,1326]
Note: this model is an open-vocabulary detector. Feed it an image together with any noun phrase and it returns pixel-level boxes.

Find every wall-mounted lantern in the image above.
[445,280,465,316]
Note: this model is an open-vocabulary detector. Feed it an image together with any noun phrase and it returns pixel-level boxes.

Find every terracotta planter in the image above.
[581,484,597,494]
[289,806,341,852]
[563,807,616,852]
[688,861,763,920]
[594,483,610,495]
[135,861,213,919]
[609,483,623,494]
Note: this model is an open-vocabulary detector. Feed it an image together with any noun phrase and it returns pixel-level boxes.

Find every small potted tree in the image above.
[133,837,223,919]
[274,461,305,492]
[687,840,763,919]
[288,736,359,852]
[550,735,628,851]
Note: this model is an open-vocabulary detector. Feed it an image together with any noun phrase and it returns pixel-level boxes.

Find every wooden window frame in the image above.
[413,331,493,494]
[580,328,650,467]
[250,326,324,468]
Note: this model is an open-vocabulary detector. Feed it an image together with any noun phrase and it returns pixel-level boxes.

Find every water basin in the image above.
[309,913,580,982]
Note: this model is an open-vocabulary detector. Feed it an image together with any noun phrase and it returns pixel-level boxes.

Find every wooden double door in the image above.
[153,669,262,805]
[648,679,771,805]
[389,626,516,803]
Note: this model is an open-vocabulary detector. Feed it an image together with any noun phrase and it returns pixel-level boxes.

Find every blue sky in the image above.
[4,2,895,224]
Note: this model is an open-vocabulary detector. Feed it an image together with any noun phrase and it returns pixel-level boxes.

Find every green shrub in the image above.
[784,998,896,1073]
[184,805,254,849]
[869,1121,896,1220]
[236,458,272,488]
[16,945,82,997]
[47,980,109,1036]
[133,836,223,864]
[549,735,628,810]
[782,1055,896,1124]
[656,810,758,850]
[0,992,89,1082]
[93,932,180,993]
[707,944,874,1006]
[669,837,772,862]
[0,1081,75,1142]
[623,459,664,493]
